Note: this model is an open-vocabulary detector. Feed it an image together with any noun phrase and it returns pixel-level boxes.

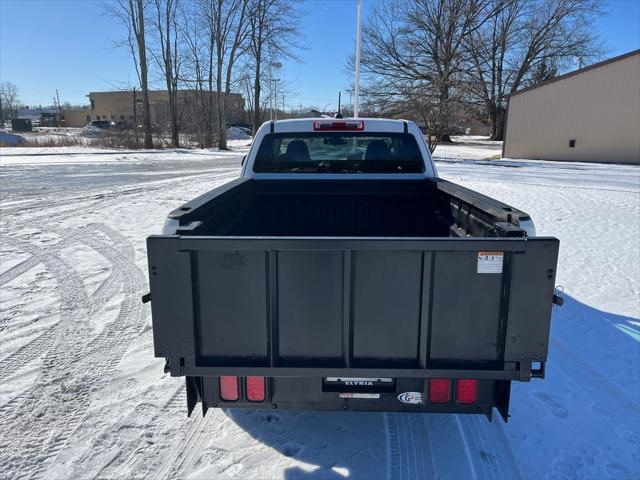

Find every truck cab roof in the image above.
[242,117,437,179]
[268,117,413,133]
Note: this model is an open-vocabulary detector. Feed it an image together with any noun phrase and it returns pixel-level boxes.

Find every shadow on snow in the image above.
[225,294,639,479]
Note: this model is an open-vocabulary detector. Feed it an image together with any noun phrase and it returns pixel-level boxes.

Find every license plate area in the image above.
[322,377,396,393]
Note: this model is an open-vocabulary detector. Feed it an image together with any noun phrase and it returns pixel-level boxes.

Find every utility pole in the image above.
[133,87,139,145]
[354,0,362,118]
[56,89,61,111]
[270,79,280,120]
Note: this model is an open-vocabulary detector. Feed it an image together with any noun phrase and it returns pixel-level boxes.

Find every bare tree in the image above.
[109,0,154,148]
[151,0,182,147]
[246,0,302,134]
[398,85,442,152]
[467,0,603,139]
[202,0,250,150]
[359,0,493,142]
[0,81,19,122]
[178,2,209,147]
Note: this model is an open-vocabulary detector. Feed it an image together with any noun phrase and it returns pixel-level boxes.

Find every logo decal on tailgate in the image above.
[398,392,423,404]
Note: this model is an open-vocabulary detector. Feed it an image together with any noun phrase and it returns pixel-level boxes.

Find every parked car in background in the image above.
[90,120,113,130]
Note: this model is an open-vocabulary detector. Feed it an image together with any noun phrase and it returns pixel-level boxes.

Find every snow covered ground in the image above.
[0,137,638,479]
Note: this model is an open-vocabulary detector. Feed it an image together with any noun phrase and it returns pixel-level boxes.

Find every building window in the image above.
[110,115,115,120]
[96,115,100,121]
[90,99,95,109]
[569,139,576,148]
[86,115,91,122]
[129,115,133,119]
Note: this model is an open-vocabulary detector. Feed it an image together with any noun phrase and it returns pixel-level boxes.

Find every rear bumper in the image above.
[184,376,512,421]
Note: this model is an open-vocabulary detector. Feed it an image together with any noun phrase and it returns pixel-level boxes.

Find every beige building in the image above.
[61,108,91,127]
[88,90,246,127]
[503,50,640,164]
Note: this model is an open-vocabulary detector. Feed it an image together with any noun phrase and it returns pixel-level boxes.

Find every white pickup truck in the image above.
[148,118,559,421]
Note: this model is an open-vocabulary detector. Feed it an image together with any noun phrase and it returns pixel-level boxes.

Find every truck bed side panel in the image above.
[430,251,503,361]
[277,251,344,362]
[352,251,423,365]
[504,240,559,361]
[197,251,268,361]
[147,239,195,359]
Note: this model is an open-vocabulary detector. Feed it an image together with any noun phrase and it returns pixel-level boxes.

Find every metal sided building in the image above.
[503,50,640,164]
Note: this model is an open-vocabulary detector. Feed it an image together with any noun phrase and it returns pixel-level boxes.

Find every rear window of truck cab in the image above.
[253,132,425,174]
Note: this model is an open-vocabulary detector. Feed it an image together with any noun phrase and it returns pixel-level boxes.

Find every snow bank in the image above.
[228,126,251,140]
[77,125,105,138]
[0,144,252,165]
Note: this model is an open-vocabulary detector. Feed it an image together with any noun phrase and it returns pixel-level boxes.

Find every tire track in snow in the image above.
[0,235,95,479]
[0,167,237,391]
[0,165,242,478]
[90,271,122,312]
[0,168,239,226]
[0,238,124,383]
[37,225,146,470]
[453,414,522,480]
[154,410,219,480]
[384,411,522,480]
[95,401,214,480]
[0,256,40,287]
[385,412,436,480]
[0,236,92,396]
[0,225,146,480]
[99,388,229,480]
[0,329,53,382]
[384,413,400,480]
[88,385,188,480]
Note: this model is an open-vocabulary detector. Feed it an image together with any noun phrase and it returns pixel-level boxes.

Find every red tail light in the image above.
[219,376,239,401]
[313,120,364,131]
[246,376,266,402]
[455,379,478,404]
[428,379,451,404]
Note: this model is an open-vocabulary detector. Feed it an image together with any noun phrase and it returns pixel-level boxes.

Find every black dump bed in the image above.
[164,178,539,238]
[178,179,455,237]
[147,178,559,386]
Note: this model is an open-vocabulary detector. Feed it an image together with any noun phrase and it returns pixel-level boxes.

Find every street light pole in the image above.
[354,0,362,118]
[269,61,282,122]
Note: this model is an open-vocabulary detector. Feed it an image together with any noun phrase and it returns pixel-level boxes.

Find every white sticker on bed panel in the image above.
[338,393,381,399]
[477,251,504,273]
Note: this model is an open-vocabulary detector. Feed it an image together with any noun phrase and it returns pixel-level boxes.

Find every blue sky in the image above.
[1,0,638,109]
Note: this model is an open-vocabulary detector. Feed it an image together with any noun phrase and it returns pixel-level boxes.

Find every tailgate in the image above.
[147,236,559,381]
